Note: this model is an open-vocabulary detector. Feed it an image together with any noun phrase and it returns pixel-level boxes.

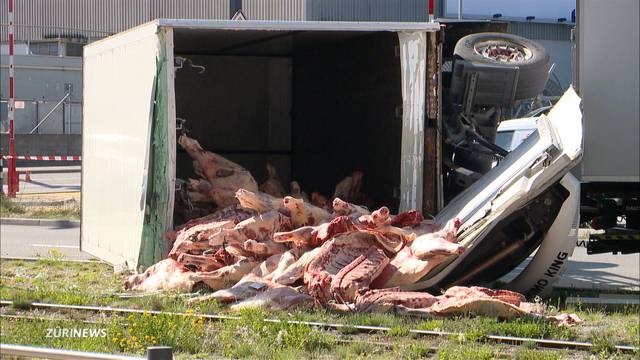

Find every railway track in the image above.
[1,300,638,354]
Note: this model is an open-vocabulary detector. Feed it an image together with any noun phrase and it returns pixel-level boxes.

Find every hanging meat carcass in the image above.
[332,170,364,203]
[259,163,287,198]
[178,134,258,207]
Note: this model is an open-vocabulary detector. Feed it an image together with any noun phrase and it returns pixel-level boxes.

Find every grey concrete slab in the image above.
[0,224,91,260]
[2,171,80,194]
[1,218,80,227]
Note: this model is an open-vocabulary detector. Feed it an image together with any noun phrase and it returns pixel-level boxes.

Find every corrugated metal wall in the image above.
[243,0,306,21]
[0,1,572,42]
[508,22,572,41]
[0,0,230,41]
[0,0,433,42]
[306,0,428,22]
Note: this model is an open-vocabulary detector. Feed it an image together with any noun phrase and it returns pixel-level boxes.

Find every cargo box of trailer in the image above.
[81,19,443,270]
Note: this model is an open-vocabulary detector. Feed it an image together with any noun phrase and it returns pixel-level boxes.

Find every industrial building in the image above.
[1,0,574,137]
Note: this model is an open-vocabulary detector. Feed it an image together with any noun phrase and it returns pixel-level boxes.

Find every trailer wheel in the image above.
[454,32,550,100]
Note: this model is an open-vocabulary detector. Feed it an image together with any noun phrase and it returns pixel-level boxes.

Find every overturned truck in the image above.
[82,20,582,305]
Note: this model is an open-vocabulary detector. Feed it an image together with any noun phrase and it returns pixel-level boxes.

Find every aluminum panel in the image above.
[82,22,160,269]
[578,0,640,181]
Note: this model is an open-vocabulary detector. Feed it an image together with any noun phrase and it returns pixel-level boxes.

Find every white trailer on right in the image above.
[495,0,640,254]
[574,0,640,253]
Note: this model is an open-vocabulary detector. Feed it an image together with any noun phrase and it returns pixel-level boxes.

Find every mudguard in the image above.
[504,173,580,297]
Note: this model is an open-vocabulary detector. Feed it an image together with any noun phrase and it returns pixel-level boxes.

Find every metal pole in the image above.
[457,0,463,20]
[146,346,173,360]
[7,0,18,197]
[428,0,435,22]
[29,92,71,134]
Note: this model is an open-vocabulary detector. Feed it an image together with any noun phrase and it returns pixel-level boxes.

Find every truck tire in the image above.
[454,32,550,100]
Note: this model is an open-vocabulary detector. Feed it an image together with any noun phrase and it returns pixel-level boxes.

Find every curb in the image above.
[1,256,98,263]
[2,166,81,175]
[0,218,80,227]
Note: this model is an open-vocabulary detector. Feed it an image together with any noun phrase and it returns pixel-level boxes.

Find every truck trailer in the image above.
[576,0,640,253]
[81,19,583,297]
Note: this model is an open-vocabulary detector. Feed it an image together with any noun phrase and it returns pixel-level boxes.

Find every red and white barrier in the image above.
[1,155,81,161]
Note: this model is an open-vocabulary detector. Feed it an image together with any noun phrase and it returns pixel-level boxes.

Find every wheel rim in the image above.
[474,41,532,63]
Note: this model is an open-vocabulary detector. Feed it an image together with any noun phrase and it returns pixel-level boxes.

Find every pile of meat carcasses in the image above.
[124,134,580,327]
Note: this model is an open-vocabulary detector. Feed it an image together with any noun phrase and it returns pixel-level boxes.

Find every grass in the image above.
[1,259,639,359]
[0,193,80,220]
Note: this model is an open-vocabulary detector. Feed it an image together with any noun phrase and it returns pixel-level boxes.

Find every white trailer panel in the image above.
[81,22,163,269]
[577,0,640,182]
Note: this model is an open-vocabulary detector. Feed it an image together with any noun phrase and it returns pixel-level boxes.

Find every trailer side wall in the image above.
[577,0,640,182]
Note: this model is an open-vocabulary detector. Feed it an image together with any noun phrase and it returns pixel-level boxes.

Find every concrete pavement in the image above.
[2,171,80,194]
[0,224,92,260]
[502,244,640,292]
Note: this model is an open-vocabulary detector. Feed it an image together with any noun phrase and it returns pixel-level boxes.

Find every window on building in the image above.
[30,42,59,56]
[65,43,83,57]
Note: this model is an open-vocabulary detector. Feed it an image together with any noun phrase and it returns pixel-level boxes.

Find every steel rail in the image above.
[1,300,638,353]
[0,343,143,360]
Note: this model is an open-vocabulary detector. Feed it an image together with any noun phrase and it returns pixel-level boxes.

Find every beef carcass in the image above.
[259,164,287,198]
[250,250,300,280]
[332,198,370,218]
[229,286,313,311]
[271,247,323,285]
[333,286,581,326]
[189,257,261,291]
[332,170,364,203]
[189,274,284,305]
[304,232,391,303]
[186,178,215,203]
[169,220,236,257]
[283,196,332,228]
[272,212,409,254]
[124,259,196,292]
[329,287,438,313]
[289,181,309,202]
[176,247,234,272]
[390,210,424,228]
[168,206,256,258]
[235,189,287,213]
[371,218,463,288]
[400,286,581,325]
[205,210,291,254]
[311,192,330,210]
[273,216,358,248]
[178,134,258,206]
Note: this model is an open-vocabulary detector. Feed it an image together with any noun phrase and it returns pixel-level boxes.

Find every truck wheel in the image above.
[454,32,550,100]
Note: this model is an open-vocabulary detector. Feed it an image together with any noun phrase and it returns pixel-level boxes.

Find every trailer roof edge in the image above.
[157,19,441,32]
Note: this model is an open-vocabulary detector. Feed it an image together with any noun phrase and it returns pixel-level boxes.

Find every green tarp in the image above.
[139,30,170,270]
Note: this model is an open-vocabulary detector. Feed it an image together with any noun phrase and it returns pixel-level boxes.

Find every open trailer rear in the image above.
[81,19,442,270]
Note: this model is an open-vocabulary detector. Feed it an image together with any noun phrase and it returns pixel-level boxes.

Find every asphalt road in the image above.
[502,244,640,292]
[1,224,638,291]
[2,171,81,194]
[0,224,92,260]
